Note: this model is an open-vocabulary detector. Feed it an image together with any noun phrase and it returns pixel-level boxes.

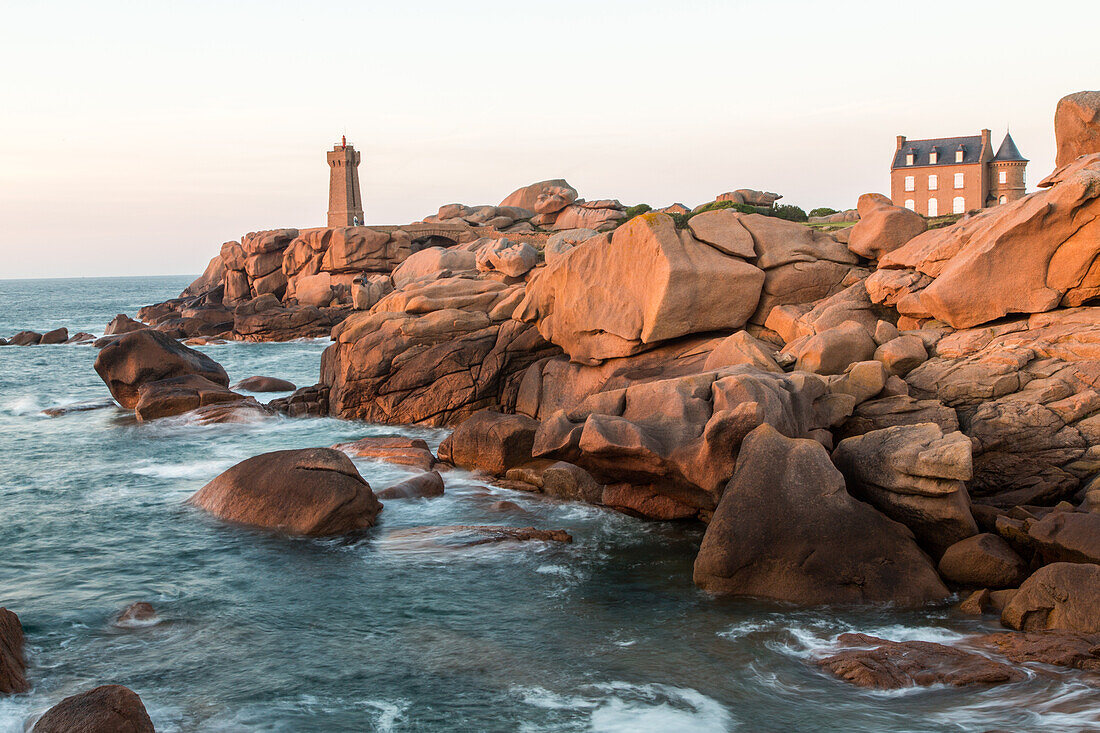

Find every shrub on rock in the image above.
[187,448,381,536]
[693,424,948,606]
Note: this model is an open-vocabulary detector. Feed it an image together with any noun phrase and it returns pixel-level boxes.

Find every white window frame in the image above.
[904,199,915,211]
[953,196,965,214]
[998,171,1007,184]
[999,195,1007,204]
[928,198,939,217]
[955,150,964,163]
[928,174,938,191]
[954,172,964,189]
[905,153,914,166]
[904,175,915,192]
[929,151,938,164]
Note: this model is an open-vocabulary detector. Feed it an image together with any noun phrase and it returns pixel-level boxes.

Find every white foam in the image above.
[1,395,41,416]
[517,683,734,732]
[130,460,232,480]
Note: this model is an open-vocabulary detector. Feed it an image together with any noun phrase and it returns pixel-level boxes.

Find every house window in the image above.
[905,153,914,166]
[904,176,915,192]
[928,174,938,190]
[929,151,938,164]
[953,196,965,214]
[999,171,1007,184]
[904,199,915,210]
[954,173,964,189]
[928,198,939,217]
[999,195,1007,204]
[955,150,964,163]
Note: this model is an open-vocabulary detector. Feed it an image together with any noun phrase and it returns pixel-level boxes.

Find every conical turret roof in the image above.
[993,132,1027,162]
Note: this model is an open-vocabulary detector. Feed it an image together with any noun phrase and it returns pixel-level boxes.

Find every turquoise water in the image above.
[1,277,1098,732]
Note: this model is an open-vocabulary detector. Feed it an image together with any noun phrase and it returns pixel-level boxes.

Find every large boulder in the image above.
[867,155,1100,329]
[499,179,578,215]
[475,238,538,278]
[549,200,626,231]
[0,608,29,694]
[391,247,477,289]
[693,424,948,605]
[232,295,338,342]
[1055,90,1100,167]
[233,376,296,392]
[1002,562,1100,633]
[105,313,145,335]
[376,471,445,500]
[94,329,229,409]
[793,321,877,375]
[438,411,539,476]
[187,448,382,536]
[832,423,978,556]
[515,213,765,364]
[332,436,436,471]
[847,193,927,260]
[32,685,154,732]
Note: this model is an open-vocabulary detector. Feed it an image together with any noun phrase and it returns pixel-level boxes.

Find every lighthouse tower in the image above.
[326,136,364,227]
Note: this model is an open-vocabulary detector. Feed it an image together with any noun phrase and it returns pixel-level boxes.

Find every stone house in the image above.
[890,129,1027,216]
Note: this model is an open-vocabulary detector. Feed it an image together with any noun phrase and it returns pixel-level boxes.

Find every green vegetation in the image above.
[809,207,839,218]
[615,199,809,231]
[622,203,653,219]
[806,221,856,231]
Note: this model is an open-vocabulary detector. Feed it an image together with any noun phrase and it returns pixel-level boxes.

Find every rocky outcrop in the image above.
[268,384,329,417]
[832,423,977,556]
[1055,90,1100,167]
[531,365,844,515]
[187,448,382,536]
[105,313,146,335]
[32,685,155,732]
[817,633,1023,689]
[846,193,927,261]
[0,608,29,694]
[866,155,1100,329]
[133,374,258,422]
[715,189,782,207]
[500,179,578,215]
[693,424,948,605]
[515,213,766,364]
[94,329,229,409]
[322,276,558,425]
[1001,562,1100,633]
[232,294,342,341]
[114,602,158,628]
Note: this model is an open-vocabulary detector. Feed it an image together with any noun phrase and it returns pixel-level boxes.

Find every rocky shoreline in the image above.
[5,90,1100,728]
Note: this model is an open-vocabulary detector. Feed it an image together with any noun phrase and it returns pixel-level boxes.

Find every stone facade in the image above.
[327,138,364,227]
[890,129,1027,216]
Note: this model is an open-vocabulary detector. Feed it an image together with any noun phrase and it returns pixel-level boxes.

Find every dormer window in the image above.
[905,150,914,166]
[929,149,938,164]
[955,147,964,163]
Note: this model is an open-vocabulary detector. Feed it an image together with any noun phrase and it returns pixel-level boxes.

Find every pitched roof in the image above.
[993,132,1027,162]
[892,135,984,169]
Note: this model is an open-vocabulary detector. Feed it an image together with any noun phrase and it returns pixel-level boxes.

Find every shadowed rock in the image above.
[233,376,296,392]
[376,471,445,500]
[1001,563,1100,633]
[938,534,1028,589]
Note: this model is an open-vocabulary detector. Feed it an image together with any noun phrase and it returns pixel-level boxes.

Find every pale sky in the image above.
[1,0,1096,278]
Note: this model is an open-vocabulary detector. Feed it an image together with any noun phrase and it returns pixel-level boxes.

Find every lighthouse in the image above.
[326,136,364,227]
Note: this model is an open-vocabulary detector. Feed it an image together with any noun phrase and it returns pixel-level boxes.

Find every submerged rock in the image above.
[693,424,948,606]
[978,630,1100,671]
[332,436,436,471]
[817,633,1024,689]
[114,602,159,629]
[32,684,155,732]
[382,525,572,549]
[187,448,381,536]
[0,607,29,694]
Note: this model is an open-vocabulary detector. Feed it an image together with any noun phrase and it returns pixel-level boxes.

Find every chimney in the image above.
[896,135,907,150]
[980,129,990,146]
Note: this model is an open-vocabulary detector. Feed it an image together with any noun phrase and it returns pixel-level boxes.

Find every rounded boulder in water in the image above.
[232,375,297,393]
[187,448,382,536]
[32,684,155,732]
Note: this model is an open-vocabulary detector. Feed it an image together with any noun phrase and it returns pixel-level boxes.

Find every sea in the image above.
[1,276,1097,732]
